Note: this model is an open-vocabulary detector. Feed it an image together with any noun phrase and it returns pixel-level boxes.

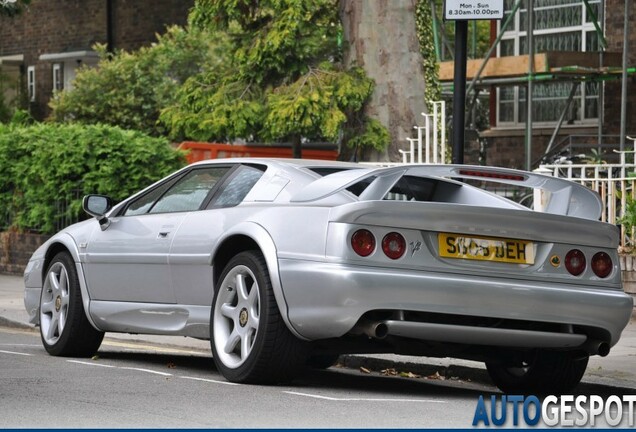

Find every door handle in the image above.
[158,232,170,239]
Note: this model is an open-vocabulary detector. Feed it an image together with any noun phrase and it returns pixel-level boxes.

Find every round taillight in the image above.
[591,252,613,278]
[351,229,375,257]
[565,249,586,276]
[382,232,406,260]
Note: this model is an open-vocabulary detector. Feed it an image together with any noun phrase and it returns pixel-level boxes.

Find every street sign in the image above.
[444,0,504,20]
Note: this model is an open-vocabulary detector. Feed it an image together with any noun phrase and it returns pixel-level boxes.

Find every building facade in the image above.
[0,0,193,120]
[452,0,636,169]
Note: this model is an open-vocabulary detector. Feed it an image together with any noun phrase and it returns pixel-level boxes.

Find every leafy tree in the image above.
[0,0,30,17]
[0,68,19,123]
[161,0,386,158]
[49,26,218,137]
[0,123,185,233]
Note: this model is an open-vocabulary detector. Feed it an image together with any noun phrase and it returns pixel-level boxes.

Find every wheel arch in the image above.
[40,234,101,331]
[210,222,307,341]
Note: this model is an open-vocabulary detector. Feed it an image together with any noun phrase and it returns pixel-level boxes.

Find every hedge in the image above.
[0,123,186,234]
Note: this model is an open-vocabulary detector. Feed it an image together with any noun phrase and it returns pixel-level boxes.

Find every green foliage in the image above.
[0,123,185,233]
[0,0,30,17]
[8,108,33,126]
[0,67,20,123]
[415,0,442,109]
[618,191,636,248]
[49,26,219,137]
[430,0,491,60]
[263,65,374,142]
[346,118,390,152]
[190,0,340,84]
[163,0,387,154]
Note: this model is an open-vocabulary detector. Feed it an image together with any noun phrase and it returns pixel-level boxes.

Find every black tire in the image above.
[486,350,589,394]
[39,252,104,356]
[210,250,308,384]
[307,354,340,369]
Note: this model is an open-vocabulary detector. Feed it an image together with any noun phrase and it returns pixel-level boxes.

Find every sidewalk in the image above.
[2,273,635,391]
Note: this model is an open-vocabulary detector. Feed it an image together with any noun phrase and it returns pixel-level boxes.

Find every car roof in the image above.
[189,157,362,170]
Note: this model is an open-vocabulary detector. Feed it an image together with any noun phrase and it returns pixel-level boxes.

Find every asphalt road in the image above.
[0,326,498,428]
[4,326,636,429]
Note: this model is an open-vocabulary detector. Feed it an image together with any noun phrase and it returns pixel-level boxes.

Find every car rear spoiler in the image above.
[291,164,602,221]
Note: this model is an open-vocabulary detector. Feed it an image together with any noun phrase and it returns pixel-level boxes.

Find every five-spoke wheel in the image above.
[211,251,307,383]
[39,252,104,356]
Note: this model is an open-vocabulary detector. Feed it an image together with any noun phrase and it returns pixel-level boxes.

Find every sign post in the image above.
[444,0,503,164]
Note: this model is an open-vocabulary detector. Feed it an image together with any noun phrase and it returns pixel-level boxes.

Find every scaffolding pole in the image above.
[620,0,630,152]
[525,0,534,171]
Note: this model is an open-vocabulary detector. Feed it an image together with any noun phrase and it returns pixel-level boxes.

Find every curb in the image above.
[340,355,636,395]
[0,316,34,331]
[340,354,493,387]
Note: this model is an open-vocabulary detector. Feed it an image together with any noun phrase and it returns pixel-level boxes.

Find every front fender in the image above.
[29,231,101,331]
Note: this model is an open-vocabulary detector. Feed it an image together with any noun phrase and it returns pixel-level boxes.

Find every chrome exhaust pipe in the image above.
[582,340,610,357]
[354,321,389,339]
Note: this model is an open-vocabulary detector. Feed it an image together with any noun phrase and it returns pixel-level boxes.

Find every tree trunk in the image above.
[291,134,302,159]
[340,0,429,162]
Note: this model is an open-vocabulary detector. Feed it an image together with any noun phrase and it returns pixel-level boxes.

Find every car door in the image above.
[83,166,232,304]
[169,164,266,305]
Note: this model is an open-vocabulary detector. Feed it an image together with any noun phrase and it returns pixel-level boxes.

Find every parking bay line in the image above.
[283,391,447,404]
[68,359,172,376]
[0,349,32,356]
[180,376,239,386]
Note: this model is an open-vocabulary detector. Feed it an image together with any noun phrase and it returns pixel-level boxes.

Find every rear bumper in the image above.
[278,258,633,348]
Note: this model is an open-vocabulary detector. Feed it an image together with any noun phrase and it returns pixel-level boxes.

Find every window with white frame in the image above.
[27,65,35,102]
[496,0,602,127]
[52,63,63,92]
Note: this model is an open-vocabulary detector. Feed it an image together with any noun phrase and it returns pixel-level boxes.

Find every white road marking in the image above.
[120,367,172,377]
[0,343,40,347]
[283,391,447,404]
[67,360,117,368]
[180,376,239,386]
[0,349,32,356]
[68,360,172,376]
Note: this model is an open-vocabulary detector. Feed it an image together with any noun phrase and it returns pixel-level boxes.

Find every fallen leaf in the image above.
[91,355,99,361]
[426,371,445,380]
[400,371,422,379]
[381,368,398,376]
[359,366,371,374]
[167,362,177,369]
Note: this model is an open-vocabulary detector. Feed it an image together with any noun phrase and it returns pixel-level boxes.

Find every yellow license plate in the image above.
[438,233,534,264]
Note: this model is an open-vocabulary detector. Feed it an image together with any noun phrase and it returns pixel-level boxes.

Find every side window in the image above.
[149,167,230,214]
[124,179,177,216]
[123,167,231,216]
[209,165,264,208]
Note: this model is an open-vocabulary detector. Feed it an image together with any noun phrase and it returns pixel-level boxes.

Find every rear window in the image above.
[384,176,437,201]
[346,175,438,202]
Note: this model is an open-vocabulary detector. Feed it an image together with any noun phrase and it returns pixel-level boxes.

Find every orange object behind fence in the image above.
[178,142,339,164]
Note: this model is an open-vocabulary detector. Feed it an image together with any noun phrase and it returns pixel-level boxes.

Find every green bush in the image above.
[49,26,217,137]
[0,123,185,233]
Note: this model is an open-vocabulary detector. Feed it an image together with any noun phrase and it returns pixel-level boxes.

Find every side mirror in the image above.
[82,195,113,230]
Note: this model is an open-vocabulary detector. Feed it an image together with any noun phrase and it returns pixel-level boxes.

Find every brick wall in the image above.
[477,1,636,168]
[0,0,193,119]
[603,0,636,137]
[0,231,49,275]
[479,127,599,169]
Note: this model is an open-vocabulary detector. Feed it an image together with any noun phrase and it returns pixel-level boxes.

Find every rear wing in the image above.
[291,164,602,221]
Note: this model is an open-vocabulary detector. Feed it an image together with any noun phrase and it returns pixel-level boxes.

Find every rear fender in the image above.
[211,222,307,341]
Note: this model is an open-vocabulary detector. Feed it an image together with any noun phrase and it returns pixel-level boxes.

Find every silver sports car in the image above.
[24,158,633,393]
